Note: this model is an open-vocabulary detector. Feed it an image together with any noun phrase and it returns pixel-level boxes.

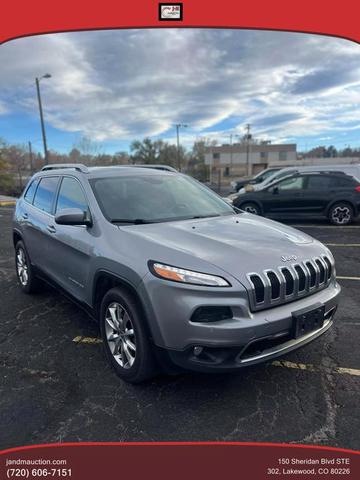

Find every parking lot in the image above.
[0,205,359,450]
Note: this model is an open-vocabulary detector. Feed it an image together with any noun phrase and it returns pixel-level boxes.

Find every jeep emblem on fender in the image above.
[281,255,298,262]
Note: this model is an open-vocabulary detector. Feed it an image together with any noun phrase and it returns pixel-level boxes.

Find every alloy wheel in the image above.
[244,205,259,215]
[331,206,351,225]
[104,302,136,368]
[16,248,29,286]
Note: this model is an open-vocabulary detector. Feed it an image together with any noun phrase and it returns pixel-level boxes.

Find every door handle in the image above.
[47,225,56,234]
[22,213,28,220]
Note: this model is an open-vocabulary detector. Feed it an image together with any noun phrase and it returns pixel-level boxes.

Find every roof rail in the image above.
[41,163,89,173]
[129,164,178,172]
[301,170,347,175]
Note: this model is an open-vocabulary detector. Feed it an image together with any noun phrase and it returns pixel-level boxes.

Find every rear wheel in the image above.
[328,202,354,225]
[239,202,261,215]
[15,241,42,293]
[99,287,157,383]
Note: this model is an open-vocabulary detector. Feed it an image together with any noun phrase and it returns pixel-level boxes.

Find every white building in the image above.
[205,143,297,183]
[204,143,360,184]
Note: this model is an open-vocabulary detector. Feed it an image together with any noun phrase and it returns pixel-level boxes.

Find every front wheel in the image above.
[239,202,261,215]
[99,287,157,383]
[15,241,42,293]
[328,202,354,225]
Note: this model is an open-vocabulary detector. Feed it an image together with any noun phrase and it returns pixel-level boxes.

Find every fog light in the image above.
[193,346,203,356]
[190,306,233,323]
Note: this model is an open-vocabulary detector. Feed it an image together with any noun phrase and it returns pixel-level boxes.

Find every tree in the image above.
[0,139,16,193]
[158,141,184,168]
[112,151,130,165]
[130,138,159,164]
[186,138,215,181]
[69,148,81,164]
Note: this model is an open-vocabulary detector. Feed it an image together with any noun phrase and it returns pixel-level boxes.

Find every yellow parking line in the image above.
[326,243,360,247]
[272,360,360,377]
[73,336,102,345]
[337,276,360,281]
[0,201,16,207]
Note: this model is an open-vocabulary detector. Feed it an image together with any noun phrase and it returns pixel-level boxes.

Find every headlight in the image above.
[150,262,231,287]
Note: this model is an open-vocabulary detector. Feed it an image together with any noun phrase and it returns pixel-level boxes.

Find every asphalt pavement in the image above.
[0,206,359,450]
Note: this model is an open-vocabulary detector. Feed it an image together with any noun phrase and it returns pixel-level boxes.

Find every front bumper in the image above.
[139,274,341,372]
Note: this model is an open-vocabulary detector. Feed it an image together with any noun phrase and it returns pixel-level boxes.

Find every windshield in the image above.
[260,168,280,181]
[261,169,295,187]
[90,174,235,223]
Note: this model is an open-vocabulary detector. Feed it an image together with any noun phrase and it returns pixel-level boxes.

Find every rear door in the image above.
[47,176,92,302]
[300,174,334,213]
[22,175,60,272]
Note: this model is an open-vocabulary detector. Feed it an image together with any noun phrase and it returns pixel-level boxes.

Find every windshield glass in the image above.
[261,169,294,187]
[90,174,235,223]
[260,168,280,181]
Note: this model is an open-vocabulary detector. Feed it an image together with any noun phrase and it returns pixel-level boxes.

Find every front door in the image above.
[47,176,92,302]
[263,175,307,214]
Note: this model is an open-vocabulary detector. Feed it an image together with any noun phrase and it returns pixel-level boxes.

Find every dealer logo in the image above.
[159,3,183,21]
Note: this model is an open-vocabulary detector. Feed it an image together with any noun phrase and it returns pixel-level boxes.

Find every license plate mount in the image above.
[292,304,325,339]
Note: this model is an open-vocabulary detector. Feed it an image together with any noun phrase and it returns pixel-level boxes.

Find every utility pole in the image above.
[245,123,251,176]
[175,123,188,171]
[28,141,34,174]
[229,133,233,175]
[35,74,51,165]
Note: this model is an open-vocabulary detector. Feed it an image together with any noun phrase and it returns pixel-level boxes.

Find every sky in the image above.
[0,29,360,155]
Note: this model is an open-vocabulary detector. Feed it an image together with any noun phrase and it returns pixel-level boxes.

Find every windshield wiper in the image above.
[110,218,153,224]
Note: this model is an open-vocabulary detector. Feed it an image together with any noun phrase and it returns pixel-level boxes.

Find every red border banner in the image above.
[1,0,360,45]
[1,442,360,480]
[1,1,360,478]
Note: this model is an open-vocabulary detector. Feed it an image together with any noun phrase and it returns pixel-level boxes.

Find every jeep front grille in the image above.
[247,255,333,311]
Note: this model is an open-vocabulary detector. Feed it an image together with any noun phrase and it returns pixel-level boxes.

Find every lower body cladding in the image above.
[139,275,341,373]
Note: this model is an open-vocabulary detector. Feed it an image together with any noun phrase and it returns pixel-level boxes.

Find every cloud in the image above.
[0,29,360,147]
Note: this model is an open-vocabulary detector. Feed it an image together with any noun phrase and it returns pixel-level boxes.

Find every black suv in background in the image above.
[231,167,281,192]
[233,171,360,225]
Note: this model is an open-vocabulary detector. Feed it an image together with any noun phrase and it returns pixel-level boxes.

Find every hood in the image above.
[124,213,328,284]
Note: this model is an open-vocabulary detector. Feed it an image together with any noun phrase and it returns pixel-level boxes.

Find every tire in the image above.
[239,202,261,215]
[99,287,157,383]
[328,202,354,226]
[15,240,42,294]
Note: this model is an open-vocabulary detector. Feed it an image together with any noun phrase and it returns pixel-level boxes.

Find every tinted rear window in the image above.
[331,176,355,188]
[33,177,59,214]
[306,175,333,190]
[24,179,39,203]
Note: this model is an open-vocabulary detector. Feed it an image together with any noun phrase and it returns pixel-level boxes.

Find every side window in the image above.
[24,179,39,204]
[330,176,354,188]
[307,175,332,190]
[56,177,88,213]
[33,177,59,214]
[276,176,305,192]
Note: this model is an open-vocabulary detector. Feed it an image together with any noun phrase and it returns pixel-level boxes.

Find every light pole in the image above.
[35,73,51,165]
[175,123,188,171]
[245,124,251,176]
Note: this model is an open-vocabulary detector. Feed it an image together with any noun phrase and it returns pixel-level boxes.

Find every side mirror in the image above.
[55,208,92,226]
[273,186,279,195]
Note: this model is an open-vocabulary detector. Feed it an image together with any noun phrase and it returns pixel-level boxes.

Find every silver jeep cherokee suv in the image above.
[13,164,340,383]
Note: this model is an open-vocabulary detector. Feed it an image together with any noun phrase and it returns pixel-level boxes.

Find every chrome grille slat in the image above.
[247,255,333,312]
